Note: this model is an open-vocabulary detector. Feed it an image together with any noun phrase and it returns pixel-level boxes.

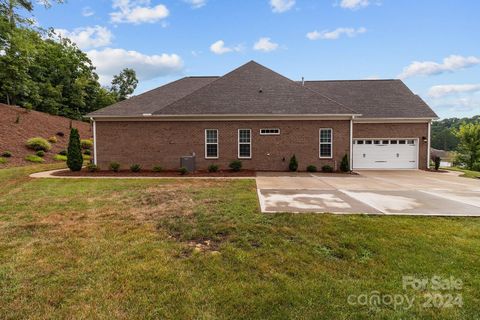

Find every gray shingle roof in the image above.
[87,76,218,116]
[303,80,438,119]
[154,61,355,115]
[87,61,437,119]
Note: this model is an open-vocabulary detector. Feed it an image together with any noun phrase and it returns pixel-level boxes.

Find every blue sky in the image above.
[32,0,480,119]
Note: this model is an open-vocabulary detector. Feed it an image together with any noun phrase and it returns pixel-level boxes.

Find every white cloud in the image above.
[306,27,366,40]
[270,0,295,13]
[55,26,113,49]
[339,0,370,10]
[428,84,480,98]
[87,48,183,85]
[110,0,169,24]
[209,40,242,55]
[398,55,480,79]
[253,37,279,52]
[82,6,95,17]
[184,0,206,8]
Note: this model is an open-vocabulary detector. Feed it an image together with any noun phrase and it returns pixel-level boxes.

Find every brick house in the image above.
[87,61,438,171]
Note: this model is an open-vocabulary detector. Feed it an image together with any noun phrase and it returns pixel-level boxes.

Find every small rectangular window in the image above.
[399,140,406,144]
[238,129,251,159]
[319,128,333,158]
[357,140,364,145]
[260,128,280,135]
[205,129,218,159]
[374,140,381,145]
[390,140,398,144]
[408,139,415,145]
[382,140,389,145]
[365,140,372,145]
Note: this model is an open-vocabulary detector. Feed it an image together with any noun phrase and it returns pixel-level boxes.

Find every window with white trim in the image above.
[238,129,251,159]
[319,128,333,158]
[205,129,218,159]
[260,128,280,135]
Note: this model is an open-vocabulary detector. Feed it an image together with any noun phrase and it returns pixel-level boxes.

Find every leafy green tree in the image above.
[111,68,138,101]
[455,123,480,170]
[67,128,83,171]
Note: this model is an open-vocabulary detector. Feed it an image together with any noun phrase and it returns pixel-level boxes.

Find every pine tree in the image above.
[340,154,350,172]
[289,154,298,171]
[67,128,83,171]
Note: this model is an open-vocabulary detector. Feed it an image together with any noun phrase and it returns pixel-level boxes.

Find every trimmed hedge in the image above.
[26,137,51,151]
[25,155,44,163]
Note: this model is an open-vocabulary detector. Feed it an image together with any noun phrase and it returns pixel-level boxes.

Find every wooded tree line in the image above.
[0,0,138,119]
[431,116,480,151]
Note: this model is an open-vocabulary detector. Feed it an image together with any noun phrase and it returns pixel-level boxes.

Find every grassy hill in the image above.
[0,104,91,167]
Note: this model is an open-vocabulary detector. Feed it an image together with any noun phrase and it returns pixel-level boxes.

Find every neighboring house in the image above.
[87,61,438,171]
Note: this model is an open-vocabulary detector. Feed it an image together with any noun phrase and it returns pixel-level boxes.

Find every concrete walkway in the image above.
[256,170,480,216]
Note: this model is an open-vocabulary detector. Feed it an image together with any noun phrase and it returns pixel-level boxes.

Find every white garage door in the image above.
[353,139,418,169]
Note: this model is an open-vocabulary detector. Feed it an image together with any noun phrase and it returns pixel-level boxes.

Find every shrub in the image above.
[35,150,45,157]
[48,136,58,143]
[472,163,480,172]
[58,149,67,156]
[322,165,333,173]
[289,155,298,171]
[0,158,6,164]
[15,115,20,124]
[208,164,219,172]
[54,154,67,161]
[84,149,91,155]
[433,156,441,171]
[87,164,98,172]
[67,128,83,171]
[56,131,65,137]
[229,160,242,172]
[25,155,44,163]
[306,165,317,172]
[130,164,141,172]
[340,154,350,172]
[1,151,12,158]
[152,165,163,172]
[83,155,91,161]
[26,137,51,151]
[179,167,188,175]
[81,139,93,150]
[110,162,120,172]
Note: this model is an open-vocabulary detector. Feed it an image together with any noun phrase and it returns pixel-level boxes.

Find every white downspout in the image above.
[350,116,354,170]
[427,120,431,169]
[91,118,97,165]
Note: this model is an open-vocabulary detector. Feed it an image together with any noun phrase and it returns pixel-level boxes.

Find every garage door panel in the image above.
[353,139,418,169]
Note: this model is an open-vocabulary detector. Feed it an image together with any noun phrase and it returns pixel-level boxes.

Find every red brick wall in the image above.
[95,120,351,171]
[353,122,429,169]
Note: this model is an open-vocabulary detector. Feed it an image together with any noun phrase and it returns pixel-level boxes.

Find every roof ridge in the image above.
[304,79,399,82]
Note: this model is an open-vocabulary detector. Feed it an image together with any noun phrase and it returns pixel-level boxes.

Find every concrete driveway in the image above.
[256,170,480,216]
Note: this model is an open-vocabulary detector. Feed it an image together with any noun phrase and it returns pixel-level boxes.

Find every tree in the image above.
[111,68,138,101]
[289,155,298,171]
[340,154,350,172]
[0,0,63,26]
[67,128,83,171]
[455,123,480,170]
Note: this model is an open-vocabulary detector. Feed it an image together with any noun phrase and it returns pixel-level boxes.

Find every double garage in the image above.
[352,138,418,169]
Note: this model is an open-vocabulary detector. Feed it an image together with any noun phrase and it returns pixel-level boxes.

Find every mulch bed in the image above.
[52,169,257,177]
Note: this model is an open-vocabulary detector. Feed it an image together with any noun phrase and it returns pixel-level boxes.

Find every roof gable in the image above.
[153,61,355,115]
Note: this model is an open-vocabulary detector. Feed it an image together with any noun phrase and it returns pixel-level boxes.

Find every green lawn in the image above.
[445,167,480,179]
[0,165,479,319]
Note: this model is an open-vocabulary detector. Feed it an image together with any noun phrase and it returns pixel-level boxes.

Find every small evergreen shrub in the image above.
[322,165,333,173]
[208,164,219,172]
[306,165,317,172]
[67,128,83,171]
[83,155,91,161]
[84,149,91,155]
[289,155,298,172]
[229,160,242,172]
[56,131,65,137]
[58,150,67,156]
[0,158,6,164]
[1,151,12,158]
[130,164,141,172]
[340,154,350,172]
[433,156,441,171]
[110,162,120,172]
[15,115,20,124]
[54,154,67,161]
[48,136,58,143]
[35,150,45,157]
[152,165,163,172]
[26,137,51,151]
[25,155,44,163]
[87,164,98,172]
[81,139,93,149]
[179,167,188,175]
